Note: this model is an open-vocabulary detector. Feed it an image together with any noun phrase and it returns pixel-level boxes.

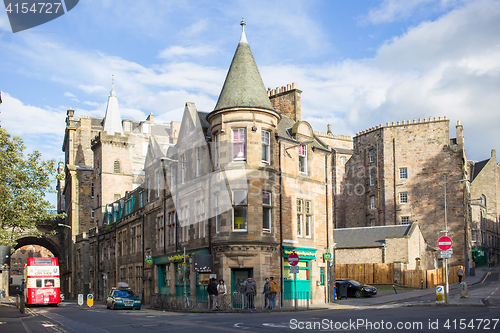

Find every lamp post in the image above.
[443,175,468,304]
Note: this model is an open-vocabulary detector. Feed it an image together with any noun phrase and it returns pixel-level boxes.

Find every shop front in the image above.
[154,249,210,300]
[472,247,488,267]
[282,246,317,299]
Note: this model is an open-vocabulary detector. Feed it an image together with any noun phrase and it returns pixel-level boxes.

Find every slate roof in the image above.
[213,25,274,112]
[471,159,489,181]
[333,224,413,248]
[332,147,354,155]
[276,115,330,152]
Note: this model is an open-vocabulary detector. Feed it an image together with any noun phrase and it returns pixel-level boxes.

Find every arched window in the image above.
[479,194,486,207]
[114,160,121,174]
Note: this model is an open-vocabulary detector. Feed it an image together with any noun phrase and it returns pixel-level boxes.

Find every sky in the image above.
[1,0,500,206]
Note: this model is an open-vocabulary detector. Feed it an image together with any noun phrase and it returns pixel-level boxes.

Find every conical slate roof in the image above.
[214,21,274,112]
[103,84,123,135]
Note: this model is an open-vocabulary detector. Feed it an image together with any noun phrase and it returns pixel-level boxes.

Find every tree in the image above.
[0,128,64,247]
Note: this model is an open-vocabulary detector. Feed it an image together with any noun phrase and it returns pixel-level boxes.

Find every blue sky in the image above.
[1,0,500,205]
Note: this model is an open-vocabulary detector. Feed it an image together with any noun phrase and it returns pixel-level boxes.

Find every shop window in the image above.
[176,263,190,285]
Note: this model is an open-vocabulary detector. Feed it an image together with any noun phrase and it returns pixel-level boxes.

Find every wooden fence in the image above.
[335,263,394,284]
[336,263,461,288]
[402,265,460,288]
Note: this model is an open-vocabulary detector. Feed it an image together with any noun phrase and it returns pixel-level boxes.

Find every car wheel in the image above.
[354,291,362,298]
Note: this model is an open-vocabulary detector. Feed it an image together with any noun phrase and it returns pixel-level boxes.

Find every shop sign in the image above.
[323,251,333,261]
[283,247,317,259]
[145,256,153,265]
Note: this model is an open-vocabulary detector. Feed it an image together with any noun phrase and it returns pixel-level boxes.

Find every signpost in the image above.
[288,252,299,309]
[438,236,453,251]
[78,294,83,306]
[87,294,93,307]
[438,235,453,304]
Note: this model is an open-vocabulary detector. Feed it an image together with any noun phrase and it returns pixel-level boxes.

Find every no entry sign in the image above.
[288,252,299,266]
[438,236,453,251]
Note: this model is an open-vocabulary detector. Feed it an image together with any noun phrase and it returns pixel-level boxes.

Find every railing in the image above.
[151,291,310,311]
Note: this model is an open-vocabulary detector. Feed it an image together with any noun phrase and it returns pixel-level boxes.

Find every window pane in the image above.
[233,190,247,205]
[305,215,311,237]
[297,214,303,236]
[232,129,246,160]
[400,168,408,179]
[233,207,247,230]
[297,199,303,213]
[305,201,311,214]
[263,207,271,231]
[262,191,271,206]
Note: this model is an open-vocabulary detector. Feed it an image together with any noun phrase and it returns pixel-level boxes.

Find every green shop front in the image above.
[282,246,317,299]
[154,249,211,302]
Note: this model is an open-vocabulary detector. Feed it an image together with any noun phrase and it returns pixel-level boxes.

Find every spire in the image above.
[213,20,274,112]
[103,76,123,135]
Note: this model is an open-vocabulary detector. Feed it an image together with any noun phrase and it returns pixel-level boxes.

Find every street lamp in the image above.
[443,175,469,303]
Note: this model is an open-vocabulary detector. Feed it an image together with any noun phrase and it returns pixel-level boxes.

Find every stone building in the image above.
[61,83,180,298]
[339,117,471,268]
[469,150,500,266]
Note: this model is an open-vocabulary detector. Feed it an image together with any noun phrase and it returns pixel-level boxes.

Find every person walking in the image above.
[268,276,278,309]
[457,266,464,283]
[262,278,270,309]
[217,279,229,309]
[207,278,218,310]
[244,276,257,309]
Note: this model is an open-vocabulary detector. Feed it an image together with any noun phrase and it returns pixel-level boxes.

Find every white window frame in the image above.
[297,199,303,237]
[263,191,271,232]
[369,150,375,163]
[401,216,410,225]
[399,192,408,204]
[298,145,307,174]
[305,200,312,238]
[261,130,270,164]
[399,167,408,179]
[232,190,248,232]
[370,172,375,186]
[232,128,246,162]
[370,196,375,209]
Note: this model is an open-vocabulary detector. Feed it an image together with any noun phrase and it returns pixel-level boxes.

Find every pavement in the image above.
[0,266,494,318]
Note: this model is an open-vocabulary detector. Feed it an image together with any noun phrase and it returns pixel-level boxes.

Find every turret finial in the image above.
[239,17,247,43]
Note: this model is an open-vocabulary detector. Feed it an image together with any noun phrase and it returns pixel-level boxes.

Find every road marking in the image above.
[481,272,491,283]
[21,319,33,333]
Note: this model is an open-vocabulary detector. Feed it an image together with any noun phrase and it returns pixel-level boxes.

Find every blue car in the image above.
[106,283,141,310]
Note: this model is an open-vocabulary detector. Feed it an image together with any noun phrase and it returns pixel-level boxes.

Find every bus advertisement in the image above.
[24,257,60,305]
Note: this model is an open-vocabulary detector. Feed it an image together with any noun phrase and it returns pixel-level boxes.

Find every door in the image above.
[231,268,252,294]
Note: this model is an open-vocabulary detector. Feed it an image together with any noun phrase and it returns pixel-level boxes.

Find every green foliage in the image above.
[0,128,65,247]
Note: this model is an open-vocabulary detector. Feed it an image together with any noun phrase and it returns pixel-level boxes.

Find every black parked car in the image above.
[336,279,377,298]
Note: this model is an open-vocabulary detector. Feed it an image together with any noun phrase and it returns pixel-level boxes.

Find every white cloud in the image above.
[78,84,107,94]
[0,92,66,136]
[158,45,217,59]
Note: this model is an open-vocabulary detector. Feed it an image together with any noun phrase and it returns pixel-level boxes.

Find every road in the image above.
[1,269,498,333]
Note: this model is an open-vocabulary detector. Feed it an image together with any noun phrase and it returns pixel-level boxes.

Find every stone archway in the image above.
[14,236,63,260]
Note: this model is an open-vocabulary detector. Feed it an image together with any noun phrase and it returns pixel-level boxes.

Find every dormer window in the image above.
[142,123,149,134]
[123,121,131,132]
[232,128,246,161]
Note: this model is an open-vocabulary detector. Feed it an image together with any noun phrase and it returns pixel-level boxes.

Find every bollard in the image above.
[460,282,468,298]
[393,285,398,294]
[20,295,25,314]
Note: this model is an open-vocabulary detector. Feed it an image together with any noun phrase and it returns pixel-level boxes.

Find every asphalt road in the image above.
[0,270,498,333]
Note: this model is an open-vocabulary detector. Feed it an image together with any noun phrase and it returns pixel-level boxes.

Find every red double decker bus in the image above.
[24,257,61,305]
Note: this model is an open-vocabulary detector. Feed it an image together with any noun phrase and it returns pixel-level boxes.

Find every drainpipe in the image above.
[142,213,145,303]
[278,139,284,305]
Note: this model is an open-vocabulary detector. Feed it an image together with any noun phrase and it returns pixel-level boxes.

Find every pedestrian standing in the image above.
[262,278,269,309]
[207,278,218,310]
[457,266,464,283]
[244,276,256,309]
[217,279,228,309]
[268,276,278,309]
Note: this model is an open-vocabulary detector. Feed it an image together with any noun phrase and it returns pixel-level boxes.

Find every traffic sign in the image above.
[87,294,93,307]
[440,250,452,258]
[288,252,299,266]
[102,273,107,280]
[290,266,299,274]
[438,236,453,251]
[78,294,83,306]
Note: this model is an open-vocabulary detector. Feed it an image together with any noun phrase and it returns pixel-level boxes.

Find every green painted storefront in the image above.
[472,247,488,267]
[282,246,317,300]
[154,249,210,300]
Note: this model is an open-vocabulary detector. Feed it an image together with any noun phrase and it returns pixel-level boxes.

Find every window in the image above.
[114,160,121,174]
[157,216,164,248]
[298,145,307,174]
[91,209,94,219]
[471,230,477,242]
[168,212,175,245]
[232,190,248,231]
[196,147,201,177]
[369,172,375,186]
[370,196,375,209]
[369,219,374,226]
[142,123,149,134]
[297,199,303,237]
[91,181,94,198]
[400,167,408,179]
[340,156,346,166]
[261,130,270,164]
[215,194,220,234]
[479,194,486,207]
[399,192,408,204]
[305,201,312,238]
[369,150,375,163]
[232,128,246,161]
[124,121,131,132]
[401,216,410,225]
[214,133,219,166]
[263,191,271,232]
[320,267,325,286]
